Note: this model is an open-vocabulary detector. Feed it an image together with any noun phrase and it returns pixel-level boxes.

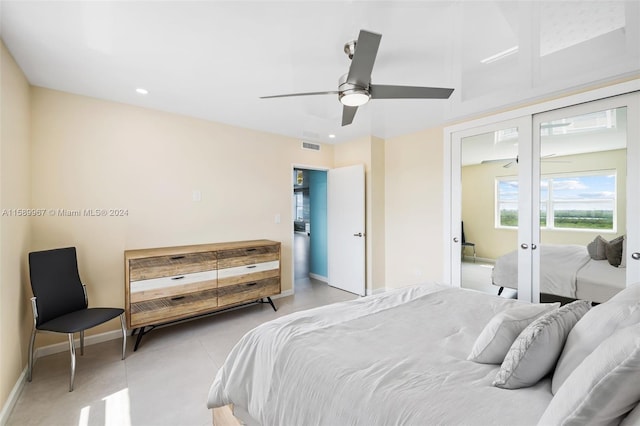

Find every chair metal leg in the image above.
[120,313,127,360]
[27,328,37,382]
[80,330,84,356]
[68,333,76,392]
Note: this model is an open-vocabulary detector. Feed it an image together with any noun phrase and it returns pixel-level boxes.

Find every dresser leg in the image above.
[133,326,154,351]
[266,297,277,312]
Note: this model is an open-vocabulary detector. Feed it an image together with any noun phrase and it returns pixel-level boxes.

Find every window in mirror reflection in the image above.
[496,170,616,231]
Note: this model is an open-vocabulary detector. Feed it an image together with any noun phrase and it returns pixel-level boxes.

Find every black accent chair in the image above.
[461,221,476,263]
[27,247,126,391]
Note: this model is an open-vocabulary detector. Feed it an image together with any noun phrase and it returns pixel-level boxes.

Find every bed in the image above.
[492,244,626,303]
[206,282,640,425]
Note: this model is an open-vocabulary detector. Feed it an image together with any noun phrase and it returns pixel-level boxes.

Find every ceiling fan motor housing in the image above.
[338,73,371,106]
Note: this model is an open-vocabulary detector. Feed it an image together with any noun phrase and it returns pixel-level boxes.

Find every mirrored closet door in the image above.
[451,117,534,301]
[450,91,640,304]
[532,93,640,304]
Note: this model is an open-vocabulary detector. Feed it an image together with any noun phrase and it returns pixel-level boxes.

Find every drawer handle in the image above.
[170,296,185,301]
[246,265,257,269]
[246,282,257,287]
[170,256,185,260]
[171,276,185,280]
[246,248,257,252]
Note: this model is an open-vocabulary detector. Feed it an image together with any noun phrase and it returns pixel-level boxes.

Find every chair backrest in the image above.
[29,247,87,326]
[461,221,467,244]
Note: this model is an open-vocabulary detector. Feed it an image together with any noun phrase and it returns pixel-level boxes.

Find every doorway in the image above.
[293,168,328,291]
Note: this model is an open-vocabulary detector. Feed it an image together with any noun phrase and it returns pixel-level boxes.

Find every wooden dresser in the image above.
[124,239,280,349]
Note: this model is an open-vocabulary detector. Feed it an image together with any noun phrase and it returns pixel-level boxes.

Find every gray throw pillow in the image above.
[587,235,608,260]
[493,300,591,389]
[606,235,624,267]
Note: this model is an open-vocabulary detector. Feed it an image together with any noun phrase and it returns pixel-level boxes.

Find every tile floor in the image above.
[7,278,356,426]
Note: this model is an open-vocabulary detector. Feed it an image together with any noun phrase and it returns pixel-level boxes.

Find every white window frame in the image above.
[496,169,617,232]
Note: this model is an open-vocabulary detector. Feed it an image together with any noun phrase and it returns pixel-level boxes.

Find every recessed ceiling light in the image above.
[328,134,336,139]
[135,88,149,95]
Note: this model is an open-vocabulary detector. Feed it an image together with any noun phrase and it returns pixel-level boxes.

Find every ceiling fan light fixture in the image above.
[339,89,370,107]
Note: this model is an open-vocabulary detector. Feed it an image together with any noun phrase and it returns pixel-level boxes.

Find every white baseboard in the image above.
[0,368,26,426]
[308,273,328,283]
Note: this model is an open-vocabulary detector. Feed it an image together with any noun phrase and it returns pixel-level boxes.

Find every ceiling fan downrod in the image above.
[344,40,357,60]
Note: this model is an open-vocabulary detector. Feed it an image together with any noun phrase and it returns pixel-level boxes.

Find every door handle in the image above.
[632,252,640,260]
[353,232,364,237]
[521,243,529,249]
[453,237,459,243]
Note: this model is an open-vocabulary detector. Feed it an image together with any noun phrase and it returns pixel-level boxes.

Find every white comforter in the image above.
[207,283,553,425]
[492,244,591,298]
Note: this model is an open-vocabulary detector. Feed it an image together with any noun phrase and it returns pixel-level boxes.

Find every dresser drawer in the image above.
[217,245,279,269]
[129,251,217,281]
[130,270,217,303]
[218,260,280,288]
[218,277,280,307]
[130,288,218,328]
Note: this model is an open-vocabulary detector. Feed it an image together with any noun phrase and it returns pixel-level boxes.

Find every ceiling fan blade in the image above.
[260,91,338,99]
[370,84,454,99]
[346,30,382,86]
[342,105,358,126]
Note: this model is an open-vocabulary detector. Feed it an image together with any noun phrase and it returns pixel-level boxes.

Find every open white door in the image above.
[328,164,366,296]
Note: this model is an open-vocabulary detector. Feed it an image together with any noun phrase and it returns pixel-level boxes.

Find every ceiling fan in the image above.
[481,154,571,168]
[260,30,455,126]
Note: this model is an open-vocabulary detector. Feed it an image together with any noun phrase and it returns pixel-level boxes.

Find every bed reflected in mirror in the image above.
[536,106,627,304]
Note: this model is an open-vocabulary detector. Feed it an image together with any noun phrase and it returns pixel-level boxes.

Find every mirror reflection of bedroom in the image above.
[536,107,627,304]
[461,107,628,304]
[461,127,519,298]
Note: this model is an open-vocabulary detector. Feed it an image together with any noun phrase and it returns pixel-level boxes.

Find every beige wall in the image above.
[0,42,32,416]
[462,149,627,260]
[370,136,386,292]
[333,135,386,293]
[384,127,445,288]
[29,87,335,346]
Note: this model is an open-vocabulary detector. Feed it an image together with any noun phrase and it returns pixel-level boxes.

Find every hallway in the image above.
[294,231,310,281]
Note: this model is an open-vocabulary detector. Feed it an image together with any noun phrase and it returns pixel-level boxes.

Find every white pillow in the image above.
[552,283,640,394]
[622,403,640,426]
[539,323,640,425]
[493,300,590,389]
[467,302,559,364]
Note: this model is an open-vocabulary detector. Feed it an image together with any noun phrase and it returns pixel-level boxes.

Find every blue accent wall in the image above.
[308,170,328,278]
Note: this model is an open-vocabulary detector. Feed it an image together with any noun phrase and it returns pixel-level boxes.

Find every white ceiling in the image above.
[1,1,638,145]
